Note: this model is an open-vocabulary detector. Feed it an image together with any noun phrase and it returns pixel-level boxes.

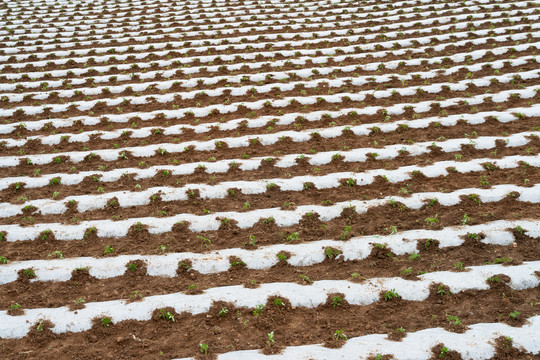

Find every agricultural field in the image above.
[0,0,539,358]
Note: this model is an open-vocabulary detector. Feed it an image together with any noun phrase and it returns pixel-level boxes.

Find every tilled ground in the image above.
[0,0,539,359]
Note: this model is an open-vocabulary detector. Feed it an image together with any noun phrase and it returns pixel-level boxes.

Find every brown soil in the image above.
[1,225,538,309]
[2,63,538,148]
[1,188,539,260]
[4,62,537,130]
[2,122,538,202]
[2,12,533,69]
[2,159,539,225]
[1,0,539,358]
[2,102,538,181]
[492,336,540,359]
[1,285,538,359]
[3,3,529,59]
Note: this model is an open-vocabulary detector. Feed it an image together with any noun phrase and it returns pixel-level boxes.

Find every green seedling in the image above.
[400,267,413,275]
[159,309,175,322]
[447,315,462,326]
[334,329,347,340]
[424,238,434,249]
[252,304,265,316]
[36,321,44,333]
[440,346,450,358]
[40,229,52,240]
[331,296,343,308]
[134,221,144,231]
[284,232,300,242]
[84,227,97,239]
[276,253,288,262]
[325,247,340,260]
[199,343,209,355]
[104,245,114,255]
[73,297,85,305]
[437,285,451,296]
[425,214,439,226]
[128,263,138,272]
[230,259,246,268]
[248,234,256,246]
[267,331,275,347]
[129,291,143,301]
[178,261,191,271]
[101,317,112,327]
[509,311,520,320]
[340,225,352,240]
[468,194,481,204]
[387,225,398,235]
[48,251,63,259]
[198,236,211,249]
[49,177,61,186]
[384,289,400,301]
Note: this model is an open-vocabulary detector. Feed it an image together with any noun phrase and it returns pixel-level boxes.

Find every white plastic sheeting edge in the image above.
[0,153,537,218]
[1,26,533,70]
[0,111,536,188]
[3,39,534,83]
[5,7,530,53]
[0,219,538,285]
[0,92,537,167]
[1,261,539,339]
[1,183,539,241]
[2,51,534,94]
[176,316,540,359]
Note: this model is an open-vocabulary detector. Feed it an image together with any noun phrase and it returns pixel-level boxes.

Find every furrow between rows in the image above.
[1,219,537,285]
[4,3,523,50]
[2,28,534,82]
[2,53,536,107]
[1,183,538,242]
[3,3,530,56]
[176,317,540,360]
[1,120,537,194]
[0,151,537,221]
[1,261,539,339]
[2,23,535,72]
[0,0,496,35]
[1,96,537,173]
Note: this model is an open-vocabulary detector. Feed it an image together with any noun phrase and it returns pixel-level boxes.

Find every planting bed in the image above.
[0,0,539,358]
